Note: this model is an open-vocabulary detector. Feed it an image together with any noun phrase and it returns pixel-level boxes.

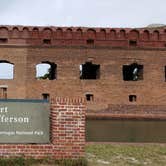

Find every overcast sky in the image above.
[0,0,165,28]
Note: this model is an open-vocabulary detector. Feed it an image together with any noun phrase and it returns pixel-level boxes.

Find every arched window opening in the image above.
[32,28,39,38]
[87,29,96,39]
[22,27,30,38]
[36,62,57,80]
[0,61,14,79]
[100,29,106,39]
[123,63,143,81]
[0,27,8,37]
[129,30,139,39]
[143,30,150,40]
[153,30,159,40]
[76,28,83,38]
[42,28,52,39]
[66,28,73,39]
[12,27,20,38]
[120,29,126,39]
[80,62,100,79]
[110,29,116,39]
[0,27,8,43]
[56,28,63,38]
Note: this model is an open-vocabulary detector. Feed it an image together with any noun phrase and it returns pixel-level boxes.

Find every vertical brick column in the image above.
[51,97,86,159]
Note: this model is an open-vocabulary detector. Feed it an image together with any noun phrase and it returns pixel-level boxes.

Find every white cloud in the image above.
[0,0,165,27]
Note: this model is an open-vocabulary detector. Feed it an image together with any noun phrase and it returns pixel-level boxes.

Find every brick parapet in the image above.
[0,25,166,48]
[0,97,85,159]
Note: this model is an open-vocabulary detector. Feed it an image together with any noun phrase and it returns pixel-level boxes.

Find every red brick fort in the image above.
[0,25,166,116]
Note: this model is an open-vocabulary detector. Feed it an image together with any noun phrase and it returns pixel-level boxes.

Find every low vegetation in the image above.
[86,143,166,166]
[1,144,166,166]
[0,157,87,166]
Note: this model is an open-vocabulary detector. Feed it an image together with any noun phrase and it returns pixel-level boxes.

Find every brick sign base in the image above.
[0,98,85,159]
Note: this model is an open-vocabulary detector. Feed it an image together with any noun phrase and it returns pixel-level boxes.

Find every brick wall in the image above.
[1,46,166,111]
[0,97,86,159]
[87,104,166,120]
[1,25,166,112]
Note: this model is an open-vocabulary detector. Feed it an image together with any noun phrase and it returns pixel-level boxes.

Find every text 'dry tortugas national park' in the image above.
[1,25,166,158]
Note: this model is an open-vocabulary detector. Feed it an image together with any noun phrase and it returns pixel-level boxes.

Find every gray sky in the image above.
[0,0,165,28]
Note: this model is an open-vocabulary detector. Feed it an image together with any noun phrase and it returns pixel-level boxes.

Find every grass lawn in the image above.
[86,143,166,166]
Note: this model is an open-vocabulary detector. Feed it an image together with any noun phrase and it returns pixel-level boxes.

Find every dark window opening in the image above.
[42,93,50,100]
[87,39,94,45]
[0,87,7,99]
[36,61,57,80]
[0,38,8,43]
[86,94,94,101]
[123,63,143,81]
[80,62,100,79]
[43,39,51,45]
[129,40,137,47]
[129,95,137,102]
